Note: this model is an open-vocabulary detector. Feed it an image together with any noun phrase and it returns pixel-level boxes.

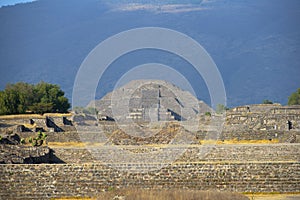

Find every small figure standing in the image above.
[247,106,250,112]
[287,120,292,130]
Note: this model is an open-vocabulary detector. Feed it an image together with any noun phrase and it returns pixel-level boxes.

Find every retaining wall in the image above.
[16,129,300,144]
[17,132,81,143]
[0,162,299,199]
[51,144,300,164]
[197,130,300,142]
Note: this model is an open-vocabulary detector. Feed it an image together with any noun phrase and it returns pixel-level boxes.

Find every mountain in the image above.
[0,1,38,7]
[0,0,299,107]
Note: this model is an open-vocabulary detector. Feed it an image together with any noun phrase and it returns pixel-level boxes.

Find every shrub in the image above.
[20,138,25,144]
[42,132,47,140]
[205,112,211,117]
[32,139,38,147]
[29,131,47,147]
[262,99,273,104]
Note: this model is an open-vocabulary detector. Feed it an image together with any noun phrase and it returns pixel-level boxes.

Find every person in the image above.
[287,120,292,130]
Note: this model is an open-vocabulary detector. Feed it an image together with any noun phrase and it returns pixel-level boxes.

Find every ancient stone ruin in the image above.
[0,80,300,199]
[88,80,212,122]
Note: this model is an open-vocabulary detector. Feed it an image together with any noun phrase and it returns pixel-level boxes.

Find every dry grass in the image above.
[47,139,280,148]
[245,193,300,200]
[52,198,95,200]
[47,142,87,147]
[0,113,72,120]
[44,113,73,117]
[23,123,36,129]
[200,139,279,145]
[52,189,249,200]
[0,114,44,119]
[97,189,249,200]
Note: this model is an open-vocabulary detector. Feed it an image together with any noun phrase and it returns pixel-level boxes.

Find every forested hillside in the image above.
[0,0,299,107]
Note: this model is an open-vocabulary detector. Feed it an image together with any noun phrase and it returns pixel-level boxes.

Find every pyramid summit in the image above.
[89,79,212,122]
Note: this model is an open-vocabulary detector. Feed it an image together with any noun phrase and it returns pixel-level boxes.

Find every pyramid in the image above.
[88,80,212,122]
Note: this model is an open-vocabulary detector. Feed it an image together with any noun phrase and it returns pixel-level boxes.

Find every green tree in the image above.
[0,91,9,114]
[29,102,54,114]
[288,88,300,105]
[9,82,34,113]
[34,82,70,113]
[1,85,20,114]
[0,81,70,115]
[0,82,35,114]
[262,99,273,104]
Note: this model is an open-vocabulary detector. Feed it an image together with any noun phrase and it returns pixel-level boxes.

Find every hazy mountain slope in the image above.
[0,0,299,107]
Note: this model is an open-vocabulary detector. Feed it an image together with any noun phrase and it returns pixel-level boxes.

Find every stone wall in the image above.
[50,144,300,164]
[0,114,73,133]
[17,132,81,143]
[0,145,51,164]
[196,130,300,142]
[1,162,299,199]
[225,105,300,131]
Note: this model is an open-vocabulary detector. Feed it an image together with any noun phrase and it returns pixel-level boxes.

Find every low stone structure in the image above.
[48,144,300,164]
[0,145,51,164]
[0,114,74,134]
[225,104,300,131]
[0,161,299,199]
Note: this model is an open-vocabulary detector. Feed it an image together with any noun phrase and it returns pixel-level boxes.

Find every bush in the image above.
[288,88,300,105]
[262,99,273,104]
[32,139,38,147]
[205,112,211,117]
[29,131,47,147]
[20,138,25,144]
[42,132,47,140]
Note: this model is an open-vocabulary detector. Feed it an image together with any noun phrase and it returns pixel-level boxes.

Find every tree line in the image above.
[0,82,70,115]
[288,88,300,105]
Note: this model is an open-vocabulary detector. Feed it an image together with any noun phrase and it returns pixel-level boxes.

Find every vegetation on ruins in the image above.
[216,104,229,114]
[262,99,273,104]
[73,106,98,115]
[29,131,47,147]
[0,81,70,115]
[20,138,25,144]
[205,111,212,117]
[288,88,300,105]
